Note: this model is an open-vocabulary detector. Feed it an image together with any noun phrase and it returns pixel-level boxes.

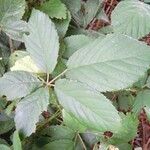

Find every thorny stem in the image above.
[47,69,67,85]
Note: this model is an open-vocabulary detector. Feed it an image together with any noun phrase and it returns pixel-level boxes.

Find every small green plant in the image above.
[0,0,150,149]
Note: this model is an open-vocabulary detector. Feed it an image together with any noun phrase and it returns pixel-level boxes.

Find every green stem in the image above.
[46,73,50,83]
[78,133,87,150]
[48,69,67,85]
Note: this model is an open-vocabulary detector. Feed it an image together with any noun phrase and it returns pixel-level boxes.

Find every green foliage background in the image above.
[0,0,150,149]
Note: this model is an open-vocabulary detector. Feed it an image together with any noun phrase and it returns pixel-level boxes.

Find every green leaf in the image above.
[0,32,10,60]
[15,87,49,136]
[5,100,17,115]
[2,20,27,42]
[116,92,135,112]
[74,0,102,28]
[144,0,150,3]
[133,73,147,88]
[133,90,150,114]
[52,59,66,77]
[0,71,41,100]
[63,34,95,59]
[111,0,150,39]
[13,130,22,150]
[82,133,99,149]
[95,9,109,22]
[40,0,67,19]
[61,0,81,14]
[62,110,87,132]
[0,97,7,110]
[9,51,28,67]
[0,0,25,24]
[24,9,59,74]
[30,137,51,149]
[109,113,138,144]
[117,143,132,150]
[0,144,10,150]
[0,0,26,41]
[146,76,150,88]
[10,55,42,73]
[63,0,102,28]
[55,79,121,133]
[68,24,104,38]
[66,34,150,92]
[0,138,8,145]
[54,10,71,38]
[98,25,114,35]
[9,51,42,73]
[41,125,75,141]
[0,113,14,134]
[43,139,74,150]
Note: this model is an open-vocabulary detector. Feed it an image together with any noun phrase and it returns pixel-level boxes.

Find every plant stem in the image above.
[45,110,61,124]
[9,38,14,53]
[46,73,49,83]
[78,133,87,150]
[37,110,61,130]
[74,132,78,147]
[48,69,67,85]
[37,75,46,83]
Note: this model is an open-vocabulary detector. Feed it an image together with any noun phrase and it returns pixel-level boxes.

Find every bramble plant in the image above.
[1,0,150,149]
